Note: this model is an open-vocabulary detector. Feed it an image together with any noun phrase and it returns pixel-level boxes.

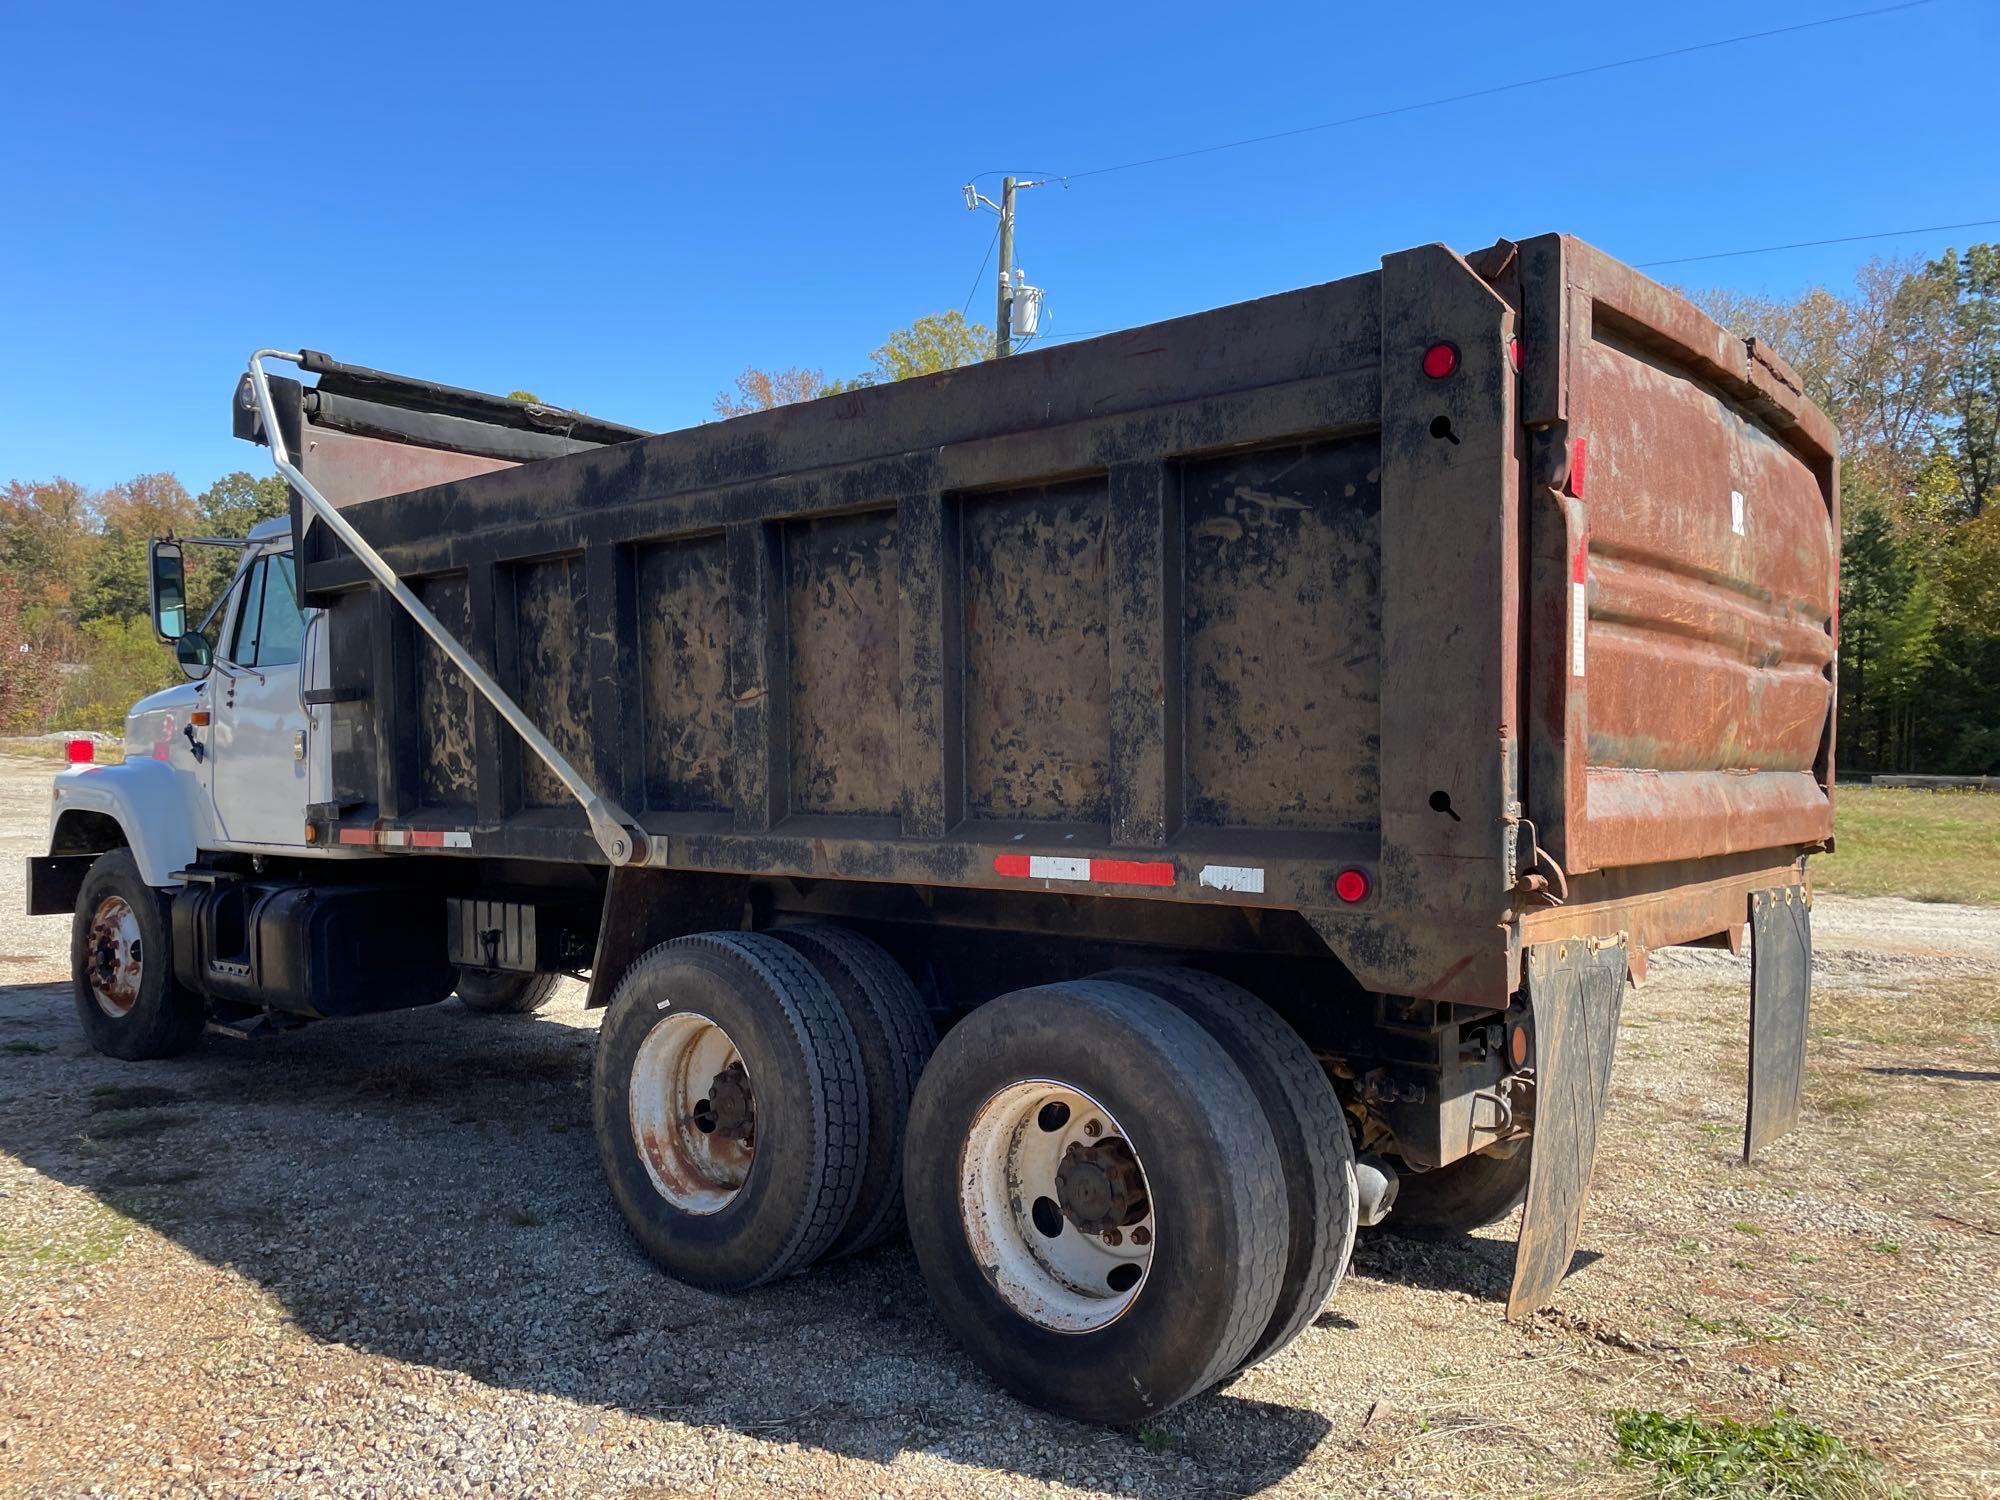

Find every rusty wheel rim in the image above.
[85,894,144,1019]
[959,1080,1155,1333]
[628,1012,755,1215]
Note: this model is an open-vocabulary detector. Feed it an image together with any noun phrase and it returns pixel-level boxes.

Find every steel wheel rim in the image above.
[85,895,143,1019]
[628,1012,755,1214]
[960,1079,1156,1333]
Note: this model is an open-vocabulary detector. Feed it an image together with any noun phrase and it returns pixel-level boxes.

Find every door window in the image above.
[228,554,304,668]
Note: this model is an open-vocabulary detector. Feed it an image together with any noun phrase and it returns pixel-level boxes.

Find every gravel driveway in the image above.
[2,754,1995,1498]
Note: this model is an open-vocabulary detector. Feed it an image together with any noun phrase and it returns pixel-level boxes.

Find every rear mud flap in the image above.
[1508,936,1627,1319]
[1746,885,1811,1162]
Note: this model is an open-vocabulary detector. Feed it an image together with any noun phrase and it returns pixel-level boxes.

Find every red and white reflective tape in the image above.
[992,854,1175,888]
[1570,530,1590,678]
[336,827,474,850]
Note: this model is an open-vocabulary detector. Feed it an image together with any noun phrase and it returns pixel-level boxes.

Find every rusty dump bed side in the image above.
[298,233,1837,1005]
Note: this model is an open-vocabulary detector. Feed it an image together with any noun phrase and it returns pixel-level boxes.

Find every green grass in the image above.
[1612,1409,1914,1498]
[0,1204,135,1281]
[1816,786,2000,904]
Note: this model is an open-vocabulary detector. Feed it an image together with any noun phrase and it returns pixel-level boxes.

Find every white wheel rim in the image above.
[85,895,143,1019]
[628,1012,755,1214]
[960,1080,1156,1333]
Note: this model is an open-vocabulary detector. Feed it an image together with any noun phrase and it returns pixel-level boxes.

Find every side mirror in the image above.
[174,631,213,681]
[149,540,187,642]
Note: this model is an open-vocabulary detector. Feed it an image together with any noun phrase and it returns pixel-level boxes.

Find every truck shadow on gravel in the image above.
[0,981,1332,1497]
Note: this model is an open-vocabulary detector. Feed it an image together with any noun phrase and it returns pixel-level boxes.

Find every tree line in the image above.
[1690,243,1998,774]
[0,472,288,732]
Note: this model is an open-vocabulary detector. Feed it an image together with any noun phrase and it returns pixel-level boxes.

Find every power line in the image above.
[981,1,1934,187]
[960,221,1000,317]
[1022,212,1996,348]
[1636,217,2000,268]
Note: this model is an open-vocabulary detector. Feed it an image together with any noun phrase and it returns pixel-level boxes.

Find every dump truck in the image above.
[28,233,1837,1424]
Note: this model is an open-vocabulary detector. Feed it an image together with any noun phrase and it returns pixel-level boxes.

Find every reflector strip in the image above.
[1571,531,1590,678]
[334,827,474,850]
[992,854,1175,887]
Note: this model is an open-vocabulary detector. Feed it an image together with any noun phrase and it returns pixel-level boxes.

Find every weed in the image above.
[1134,1421,1174,1453]
[1867,1239,1902,1256]
[2,1039,52,1056]
[1612,1408,1913,1498]
[1734,1221,1765,1237]
[500,1205,543,1228]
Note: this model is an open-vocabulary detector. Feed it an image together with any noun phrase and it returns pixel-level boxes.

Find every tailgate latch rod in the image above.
[243,347,649,868]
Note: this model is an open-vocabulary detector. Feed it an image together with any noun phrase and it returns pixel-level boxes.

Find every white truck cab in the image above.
[44,520,325,896]
[27,352,649,1053]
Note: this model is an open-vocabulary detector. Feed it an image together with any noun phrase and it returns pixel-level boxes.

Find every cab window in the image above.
[228,554,304,668]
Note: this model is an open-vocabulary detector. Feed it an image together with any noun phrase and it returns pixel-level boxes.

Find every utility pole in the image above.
[995,175,1016,359]
[964,175,1043,360]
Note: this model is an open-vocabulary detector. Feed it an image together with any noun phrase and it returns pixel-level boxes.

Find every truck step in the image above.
[203,1009,311,1042]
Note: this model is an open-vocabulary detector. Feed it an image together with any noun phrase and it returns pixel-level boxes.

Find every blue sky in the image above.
[1,0,1994,495]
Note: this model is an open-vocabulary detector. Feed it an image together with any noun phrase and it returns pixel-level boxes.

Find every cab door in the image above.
[210,549,310,847]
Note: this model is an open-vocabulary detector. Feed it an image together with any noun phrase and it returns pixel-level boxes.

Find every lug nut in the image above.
[1131,1226,1151,1246]
[1083,1119,1102,1137]
[1103,1228,1122,1246]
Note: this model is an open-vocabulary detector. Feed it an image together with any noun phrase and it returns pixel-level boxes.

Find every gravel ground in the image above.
[2,753,1996,1498]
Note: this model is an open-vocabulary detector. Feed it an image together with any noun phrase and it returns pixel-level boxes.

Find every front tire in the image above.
[70,849,202,1061]
[904,979,1287,1424]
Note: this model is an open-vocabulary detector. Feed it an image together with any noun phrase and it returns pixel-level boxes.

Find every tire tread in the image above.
[1102,966,1357,1368]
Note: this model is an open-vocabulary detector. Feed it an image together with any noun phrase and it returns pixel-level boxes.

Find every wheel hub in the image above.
[959,1080,1156,1332]
[628,1012,755,1215]
[1055,1137,1148,1235]
[84,895,142,1018]
[694,1062,756,1145]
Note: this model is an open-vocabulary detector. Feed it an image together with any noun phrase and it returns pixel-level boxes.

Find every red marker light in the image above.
[1421,342,1460,380]
[1334,867,1371,904]
[1508,336,1523,372]
[66,738,95,765]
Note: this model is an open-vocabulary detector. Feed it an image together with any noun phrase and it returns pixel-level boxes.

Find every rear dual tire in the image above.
[456,970,563,1014]
[1101,966,1358,1370]
[592,925,934,1290]
[904,979,1290,1425]
[1390,1142,1531,1232]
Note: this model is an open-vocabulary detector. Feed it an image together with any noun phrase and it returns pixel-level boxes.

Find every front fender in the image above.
[49,760,204,888]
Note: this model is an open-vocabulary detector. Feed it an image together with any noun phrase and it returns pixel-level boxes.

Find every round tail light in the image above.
[1334,868,1371,904]
[1421,342,1460,380]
